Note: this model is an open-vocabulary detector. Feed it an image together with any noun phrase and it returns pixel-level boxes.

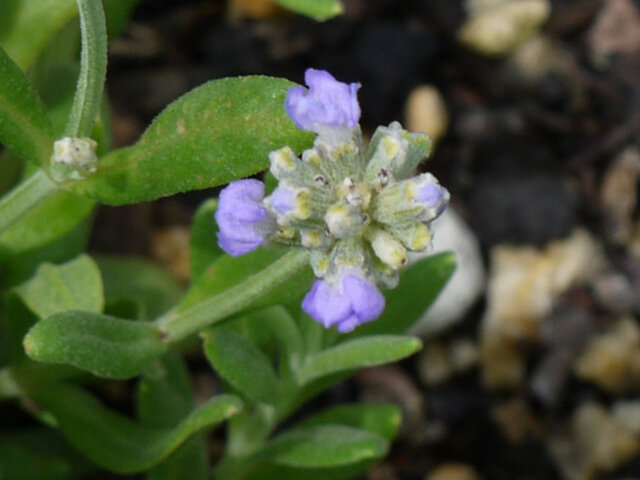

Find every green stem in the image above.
[157,250,310,343]
[0,169,57,234]
[64,0,107,138]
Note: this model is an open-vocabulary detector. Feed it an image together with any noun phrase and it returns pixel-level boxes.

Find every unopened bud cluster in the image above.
[215,69,449,332]
[265,121,447,289]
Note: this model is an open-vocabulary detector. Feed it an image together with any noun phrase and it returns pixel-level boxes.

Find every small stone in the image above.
[418,339,478,385]
[575,317,640,393]
[600,146,640,245]
[612,400,640,435]
[418,343,453,385]
[426,463,482,480]
[458,0,551,56]
[481,229,605,389]
[411,208,485,337]
[450,339,479,372]
[491,397,543,444]
[405,86,449,143]
[592,270,639,314]
[150,226,191,282]
[549,401,640,479]
[572,402,639,477]
[587,0,640,66]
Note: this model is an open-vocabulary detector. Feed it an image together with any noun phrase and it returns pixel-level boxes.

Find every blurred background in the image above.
[97,1,640,479]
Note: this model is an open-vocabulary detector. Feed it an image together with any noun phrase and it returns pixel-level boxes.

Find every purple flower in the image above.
[215,179,270,256]
[286,69,361,132]
[302,275,385,333]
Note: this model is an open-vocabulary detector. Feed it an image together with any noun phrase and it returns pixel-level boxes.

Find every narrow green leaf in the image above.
[23,311,167,379]
[13,255,103,319]
[0,429,91,480]
[0,0,77,70]
[203,326,280,405]
[190,198,223,281]
[295,404,401,441]
[95,255,184,320]
[273,0,343,21]
[0,46,53,164]
[268,425,386,468]
[138,354,207,480]
[65,0,107,137]
[71,76,313,205]
[300,335,422,383]
[346,252,456,338]
[31,382,242,473]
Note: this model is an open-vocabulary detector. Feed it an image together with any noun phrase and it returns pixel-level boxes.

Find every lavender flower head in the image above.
[285,69,361,132]
[214,69,450,332]
[302,275,385,333]
[215,179,272,256]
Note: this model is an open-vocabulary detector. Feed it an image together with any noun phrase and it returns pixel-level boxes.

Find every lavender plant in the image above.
[0,1,454,479]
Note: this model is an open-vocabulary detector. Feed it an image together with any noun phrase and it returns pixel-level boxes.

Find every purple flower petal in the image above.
[342,275,385,323]
[214,179,269,257]
[285,68,361,132]
[302,279,352,328]
[270,186,297,214]
[417,183,444,208]
[302,275,385,332]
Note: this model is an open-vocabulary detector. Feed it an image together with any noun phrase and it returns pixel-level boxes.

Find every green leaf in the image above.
[346,252,456,338]
[273,0,344,21]
[299,335,422,383]
[31,382,242,473]
[95,255,184,320]
[71,76,314,205]
[0,46,53,164]
[190,198,223,281]
[13,254,103,319]
[203,326,280,405]
[0,209,92,289]
[23,311,167,379]
[0,191,94,263]
[0,429,91,480]
[268,425,386,468]
[0,0,77,70]
[296,404,401,441]
[138,354,207,480]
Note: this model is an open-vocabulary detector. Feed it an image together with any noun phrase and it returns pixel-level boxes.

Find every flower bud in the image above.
[365,122,431,183]
[51,137,98,180]
[367,228,408,269]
